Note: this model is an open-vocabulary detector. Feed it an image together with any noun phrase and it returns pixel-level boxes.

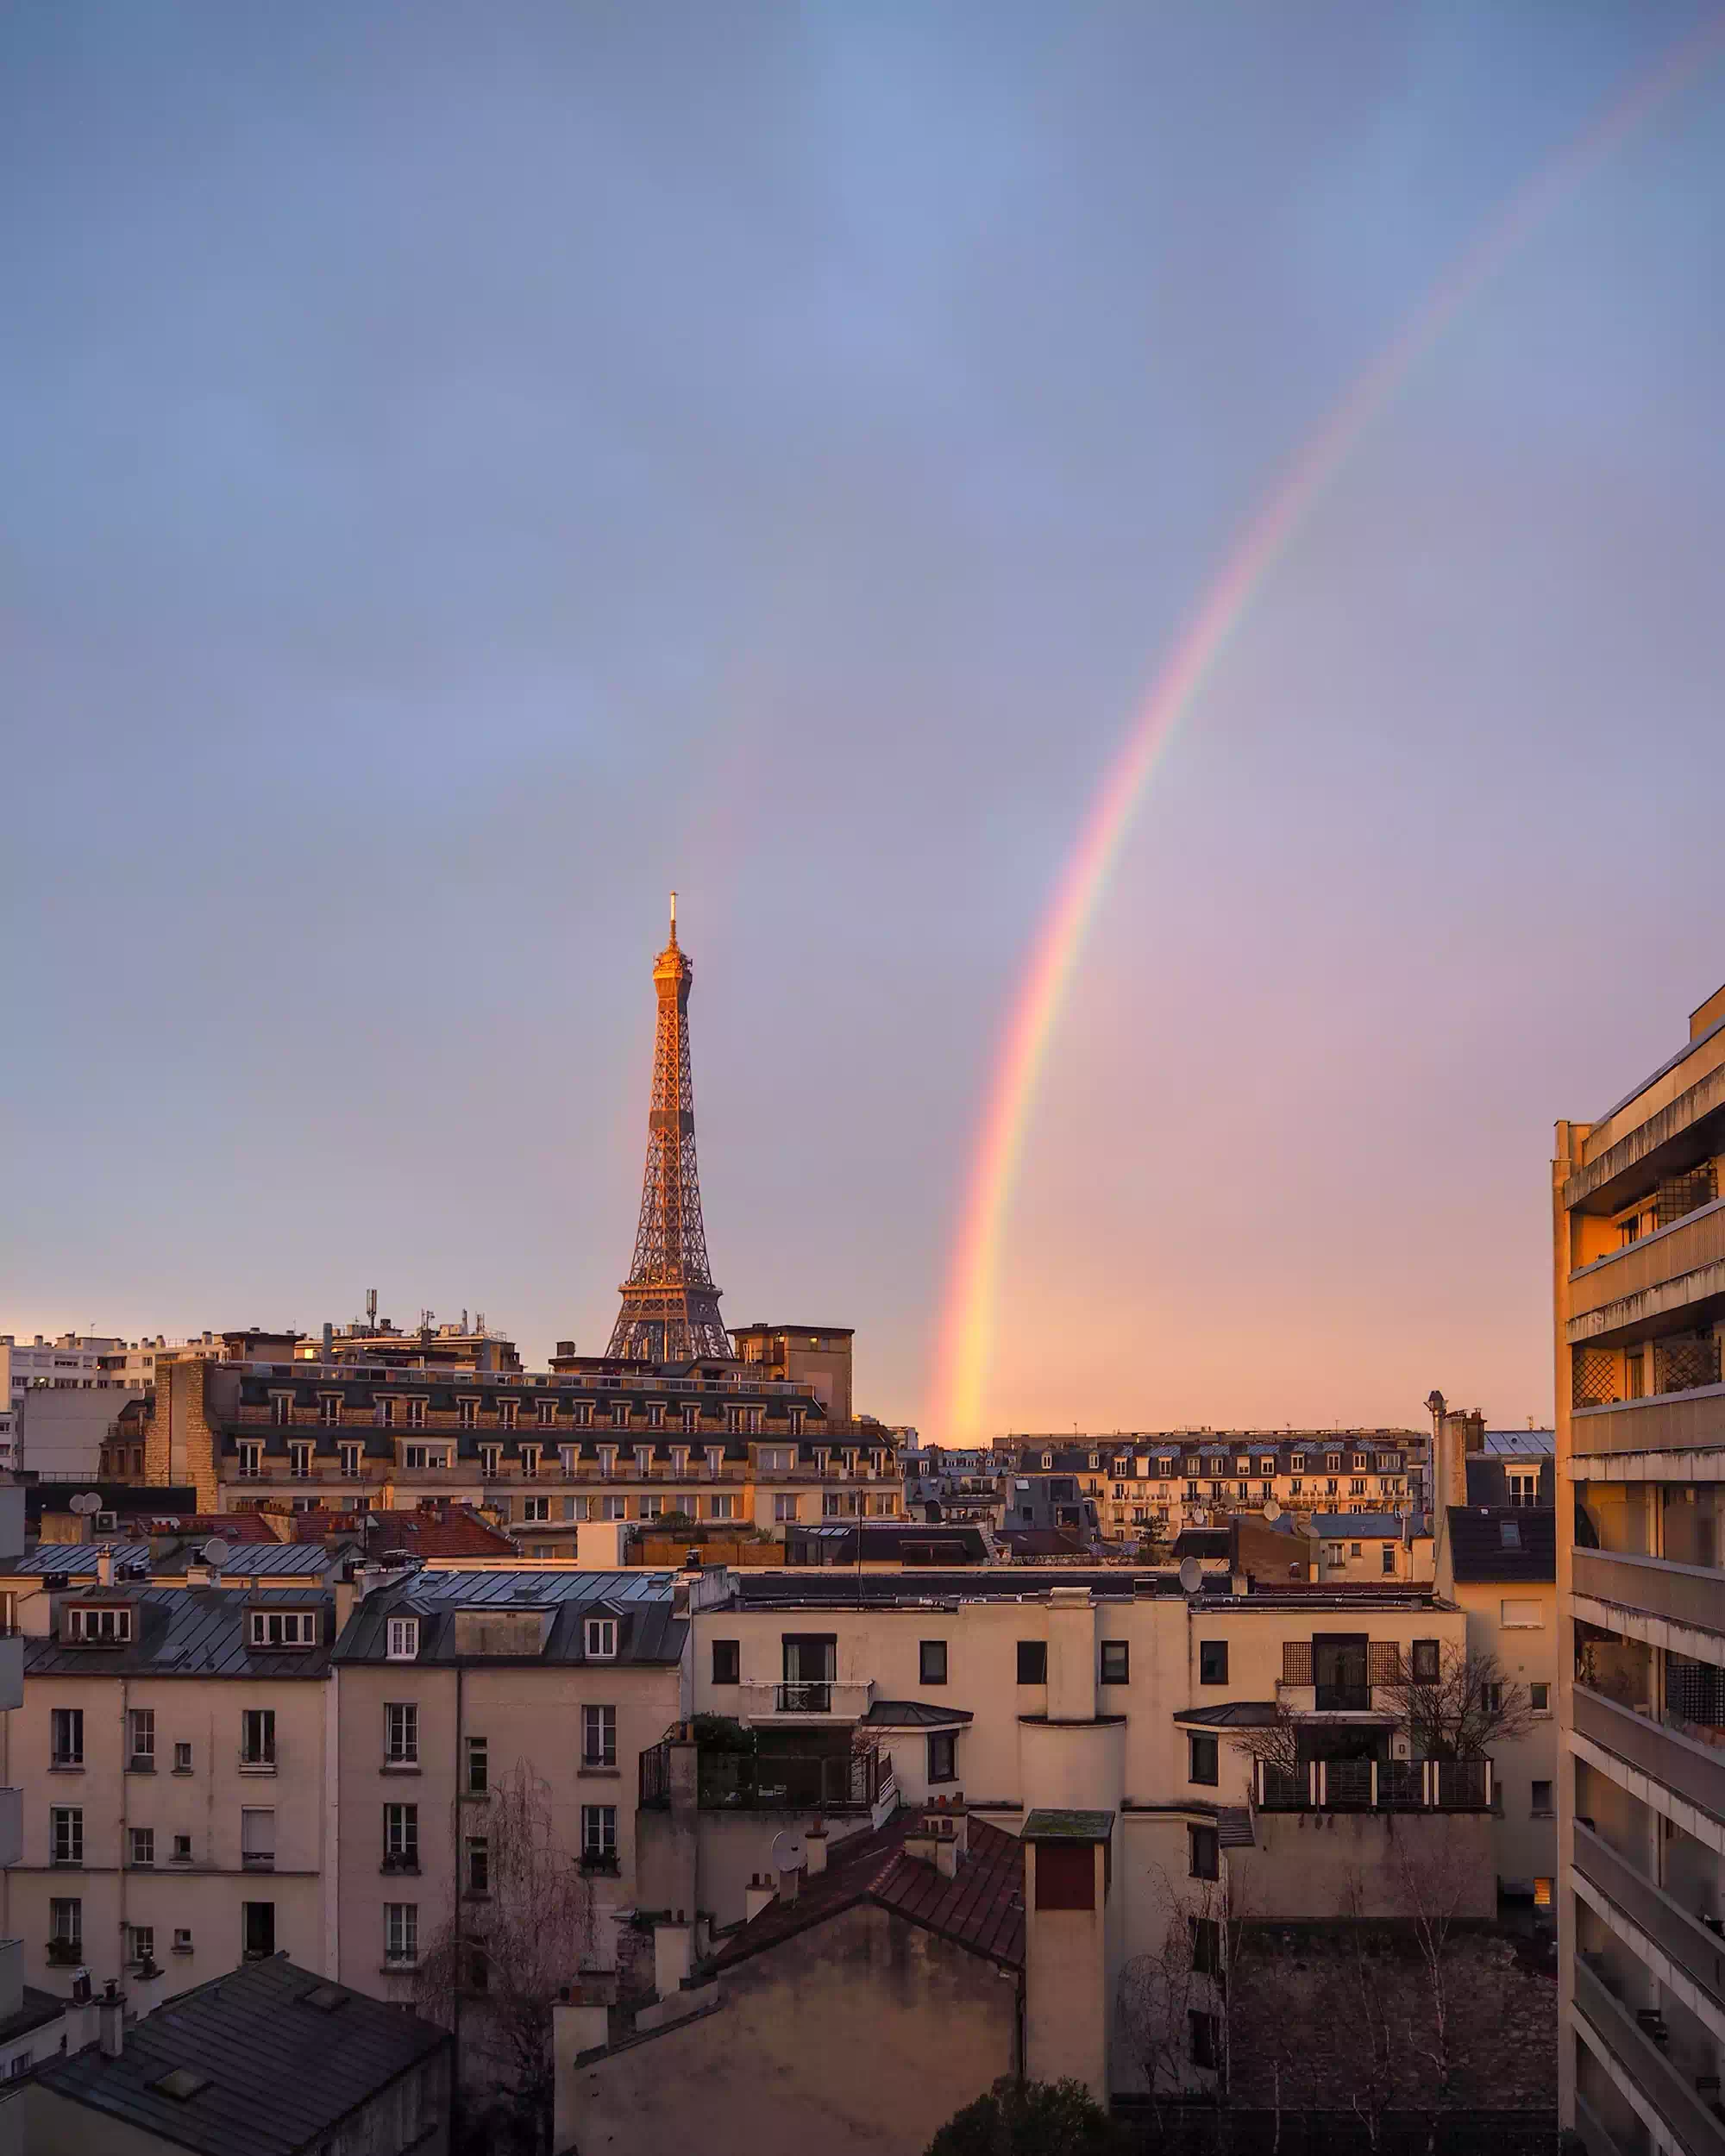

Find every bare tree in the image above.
[1389,1826,1477,2151]
[416,1764,598,2153]
[1225,1702,1304,1801]
[1377,1642,1532,1760]
[1115,1861,1251,2135]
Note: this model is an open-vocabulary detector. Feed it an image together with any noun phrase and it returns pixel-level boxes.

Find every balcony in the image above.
[0,1634,21,1715]
[0,1789,22,1871]
[1573,1683,1725,1828]
[1571,1953,1725,2154]
[1573,1549,1725,1648]
[1276,1684,1399,1721]
[737,1679,875,1724]
[1254,1758,1492,1813]
[1567,1203,1725,1337]
[1573,1384,1725,1473]
[1573,1821,1725,2021]
[641,1738,894,1814]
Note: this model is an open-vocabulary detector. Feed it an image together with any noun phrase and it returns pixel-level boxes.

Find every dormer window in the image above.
[1352,1454,1367,1471]
[611,1403,630,1430]
[705,1446,724,1477]
[459,1400,478,1429]
[380,1399,398,1429]
[498,1400,518,1432]
[559,1445,578,1476]
[584,1618,617,1660]
[788,1408,805,1436]
[635,1445,652,1476]
[271,1395,294,1426]
[536,1398,557,1428]
[681,1405,699,1434]
[1042,1453,1053,1470]
[647,1404,665,1430]
[598,1446,617,1479]
[250,1610,317,1649]
[573,1401,593,1428]
[1326,1453,1341,1472]
[480,1444,501,1478]
[405,1398,426,1430]
[319,1395,343,1427]
[519,1445,540,1479]
[670,1447,688,1476]
[386,1618,420,1662]
[1088,1453,1099,1470]
[69,1605,132,1645]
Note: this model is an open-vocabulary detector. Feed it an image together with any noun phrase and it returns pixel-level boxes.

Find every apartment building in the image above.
[3,1547,337,1992]
[331,1564,691,2037]
[140,1352,901,1542]
[1001,1431,1417,1544]
[1555,981,1725,2156]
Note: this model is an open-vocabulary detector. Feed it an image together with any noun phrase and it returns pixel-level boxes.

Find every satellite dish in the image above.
[1177,1557,1202,1595]
[69,1493,102,1517]
[200,1539,232,1570]
[1263,1499,1283,1522]
[770,1828,806,1876]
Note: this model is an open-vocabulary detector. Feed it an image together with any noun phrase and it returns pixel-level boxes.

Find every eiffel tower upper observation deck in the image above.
[607,896,733,1363]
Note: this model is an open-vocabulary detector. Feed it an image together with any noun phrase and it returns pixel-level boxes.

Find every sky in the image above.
[3,3,1722,1441]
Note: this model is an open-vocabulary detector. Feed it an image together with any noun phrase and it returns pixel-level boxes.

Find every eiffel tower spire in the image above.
[607,895,732,1363]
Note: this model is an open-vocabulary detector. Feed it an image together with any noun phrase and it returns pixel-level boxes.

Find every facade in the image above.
[731,1324,856,1423]
[1554,980,1725,2154]
[1000,1432,1418,1545]
[134,1352,900,1543]
[1311,1510,1431,1583]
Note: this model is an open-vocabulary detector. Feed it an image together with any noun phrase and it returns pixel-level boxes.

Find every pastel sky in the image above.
[3,3,1722,1440]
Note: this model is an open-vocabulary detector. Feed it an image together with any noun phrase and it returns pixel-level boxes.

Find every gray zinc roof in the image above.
[334,1567,687,1666]
[23,1588,335,1680]
[1312,1513,1405,1539]
[37,1953,447,2156]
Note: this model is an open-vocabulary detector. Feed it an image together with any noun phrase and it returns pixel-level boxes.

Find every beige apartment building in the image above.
[1555,980,1725,2156]
[141,1351,900,1545]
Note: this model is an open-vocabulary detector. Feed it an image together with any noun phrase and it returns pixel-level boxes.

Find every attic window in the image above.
[250,1610,317,1649]
[149,2068,213,2102]
[1500,1520,1521,1551]
[386,1618,420,1661]
[68,1605,132,1644]
[298,1982,348,2014]
[585,1617,617,1660]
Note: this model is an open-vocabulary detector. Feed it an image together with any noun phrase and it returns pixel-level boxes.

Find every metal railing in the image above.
[1573,1683,1725,1827]
[1573,1549,1725,1641]
[1573,1821,1725,2019]
[641,1739,891,1814]
[1254,1757,1492,1813]
[1571,1953,1725,2155]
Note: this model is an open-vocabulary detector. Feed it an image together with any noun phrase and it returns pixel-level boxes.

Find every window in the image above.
[127,1707,154,1767]
[68,1605,132,1644]
[1382,1545,1396,1575]
[1410,1639,1440,1683]
[1531,1781,1554,1817]
[580,1806,618,1868]
[582,1705,617,1768]
[130,1827,155,1867]
[1017,1639,1048,1685]
[171,1834,193,1863]
[242,1809,275,1867]
[1189,2009,1221,2071]
[600,1495,626,1520]
[498,1399,518,1431]
[380,1398,398,1429]
[272,1394,293,1426]
[1199,1639,1228,1686]
[465,1736,488,1795]
[1482,1682,1503,1714]
[1350,1540,1363,1556]
[240,1709,276,1766]
[51,1808,84,1865]
[1506,1468,1540,1507]
[1534,1877,1553,1909]
[467,1836,489,1895]
[1530,1682,1551,1714]
[479,1443,500,1476]
[712,1639,740,1685]
[1501,1599,1544,1629]
[339,1442,363,1478]
[49,1705,82,1769]
[1192,1915,1222,1977]
[584,1618,617,1660]
[386,1702,419,1765]
[385,1902,418,1965]
[173,1740,193,1775]
[49,1899,81,1952]
[237,1440,263,1477]
[129,1925,154,1968]
[405,1398,426,1430]
[386,1618,420,1662]
[520,1444,540,1478]
[773,1494,798,1523]
[709,1493,735,1521]
[250,1609,317,1649]
[1189,1734,1219,1786]
[928,1730,957,1784]
[536,1399,557,1428]
[384,1803,418,1868]
[1189,1825,1219,1881]
[522,1495,550,1522]
[919,1639,948,1686]
[172,1927,192,1954]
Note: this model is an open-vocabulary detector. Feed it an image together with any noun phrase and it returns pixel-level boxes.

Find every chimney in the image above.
[805,1824,829,1877]
[906,1795,966,1877]
[776,1860,800,1906]
[743,1874,775,1924]
[653,1916,693,2000]
[95,1550,114,1588]
[97,1979,125,2059]
[130,1956,166,2021]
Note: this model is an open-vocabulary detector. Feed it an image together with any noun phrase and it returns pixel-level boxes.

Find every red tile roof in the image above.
[116,1512,283,1544]
[289,1506,517,1557]
[713,1810,1024,1973]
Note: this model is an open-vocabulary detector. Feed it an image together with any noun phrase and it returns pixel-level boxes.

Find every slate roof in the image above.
[1483,1430,1556,1457]
[333,1568,687,1666]
[1312,1514,1405,1539]
[1446,1506,1556,1583]
[154,1539,344,1579]
[858,1700,975,1727]
[995,1528,1089,1559]
[733,1570,1178,1608]
[713,1811,1024,1973]
[23,1588,336,1679]
[1172,1701,1282,1727]
[37,1953,448,2156]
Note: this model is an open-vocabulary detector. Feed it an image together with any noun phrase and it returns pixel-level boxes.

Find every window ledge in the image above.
[381,1762,423,1775]
[579,1766,621,1780]
[48,1764,85,1775]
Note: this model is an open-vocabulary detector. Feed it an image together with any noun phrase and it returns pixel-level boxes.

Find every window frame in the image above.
[711,1639,740,1686]
[1016,1639,1048,1686]
[1099,1639,1130,1686]
[927,1730,957,1784]
[1188,1824,1220,1881]
[581,1704,618,1769]
[1198,1639,1228,1687]
[1189,1733,1220,1787]
[919,1639,948,1687]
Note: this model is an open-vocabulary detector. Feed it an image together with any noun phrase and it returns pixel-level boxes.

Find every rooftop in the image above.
[1446,1506,1556,1584]
[1023,1808,1114,1842]
[1312,1513,1407,1539]
[713,1810,1024,1974]
[37,1955,448,2156]
[25,1587,336,1679]
[333,1567,687,1666]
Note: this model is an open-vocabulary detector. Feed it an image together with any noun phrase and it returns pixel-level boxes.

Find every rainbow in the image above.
[930,15,1725,1443]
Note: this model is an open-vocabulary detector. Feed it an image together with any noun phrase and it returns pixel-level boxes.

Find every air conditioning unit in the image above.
[1391,1733,1413,1762]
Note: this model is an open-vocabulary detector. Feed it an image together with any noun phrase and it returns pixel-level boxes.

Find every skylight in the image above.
[149,2068,213,2102]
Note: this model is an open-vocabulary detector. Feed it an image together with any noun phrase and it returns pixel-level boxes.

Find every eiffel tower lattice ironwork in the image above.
[607,895,732,1363]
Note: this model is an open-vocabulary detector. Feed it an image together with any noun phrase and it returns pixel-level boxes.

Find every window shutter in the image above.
[1369,1640,1401,1685]
[1282,1639,1311,1686]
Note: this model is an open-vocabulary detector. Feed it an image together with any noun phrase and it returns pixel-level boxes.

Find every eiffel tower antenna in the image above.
[606,894,732,1363]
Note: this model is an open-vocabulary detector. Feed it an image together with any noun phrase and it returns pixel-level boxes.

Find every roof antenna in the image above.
[668,889,678,943]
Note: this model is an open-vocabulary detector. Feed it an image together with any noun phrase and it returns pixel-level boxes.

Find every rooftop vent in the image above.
[149,2068,213,2102]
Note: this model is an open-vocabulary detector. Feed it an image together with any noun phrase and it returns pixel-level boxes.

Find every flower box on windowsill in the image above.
[46,1941,83,1965]
[242,1854,274,1871]
[382,1952,419,1973]
[380,1856,420,1875]
[380,1759,422,1775]
[579,1855,620,1877]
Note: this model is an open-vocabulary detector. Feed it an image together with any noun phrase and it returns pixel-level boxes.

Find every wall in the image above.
[561,1901,1013,2156]
[637,1803,878,1929]
[16,1388,145,1479]
[1234,1811,1497,1921]
[1452,1576,1559,1894]
[23,2057,452,2156]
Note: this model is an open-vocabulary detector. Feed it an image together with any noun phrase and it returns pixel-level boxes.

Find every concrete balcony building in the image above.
[1556,981,1725,2154]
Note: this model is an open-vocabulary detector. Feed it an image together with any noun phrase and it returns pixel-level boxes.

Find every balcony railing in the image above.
[642,1739,893,1814]
[1573,1382,1725,1465]
[1314,1684,1372,1714]
[1254,1757,1491,1813]
[1573,1683,1725,1827]
[1573,1821,1725,2019]
[1568,1202,1725,1327]
[737,1679,875,1721]
[1571,1953,1725,2155]
[1573,1548,1725,1643]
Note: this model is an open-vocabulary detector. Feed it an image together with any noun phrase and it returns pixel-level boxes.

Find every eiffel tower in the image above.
[606,896,733,1363]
